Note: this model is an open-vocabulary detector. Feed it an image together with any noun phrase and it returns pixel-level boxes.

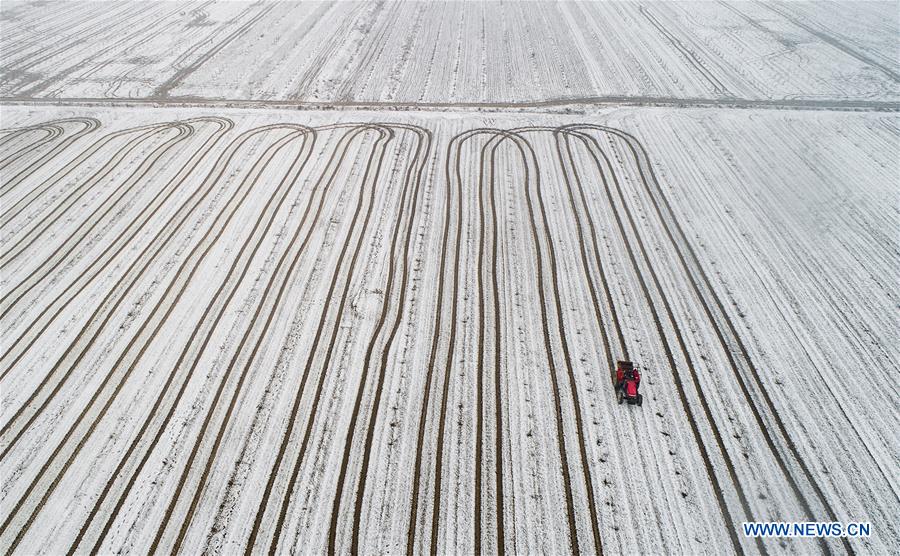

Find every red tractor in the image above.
[615,360,642,406]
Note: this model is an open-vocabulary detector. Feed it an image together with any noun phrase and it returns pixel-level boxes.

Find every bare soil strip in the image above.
[3,96,897,113]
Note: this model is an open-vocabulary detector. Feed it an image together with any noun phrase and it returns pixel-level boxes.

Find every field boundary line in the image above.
[2,96,898,113]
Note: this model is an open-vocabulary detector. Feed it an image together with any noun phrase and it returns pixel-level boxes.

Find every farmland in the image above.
[1,1,898,103]
[1,2,898,555]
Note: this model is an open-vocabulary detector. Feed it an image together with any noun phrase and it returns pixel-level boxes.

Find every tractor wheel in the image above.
[617,390,624,404]
[637,394,643,407]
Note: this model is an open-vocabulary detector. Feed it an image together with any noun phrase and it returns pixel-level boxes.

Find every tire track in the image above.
[421,129,601,555]
[578,123,851,554]
[154,3,277,97]
[0,124,61,170]
[99,0,217,98]
[0,123,52,147]
[0,126,50,155]
[26,1,204,99]
[413,127,467,556]
[639,5,729,96]
[0,124,288,456]
[1,4,158,99]
[148,124,393,554]
[0,117,99,200]
[29,124,306,550]
[471,129,582,554]
[553,127,640,548]
[0,122,192,313]
[0,118,232,380]
[239,124,394,551]
[0,3,141,74]
[71,123,333,555]
[0,2,88,54]
[238,124,403,556]
[491,129,602,555]
[0,118,862,554]
[0,120,181,234]
[0,124,314,553]
[411,128,508,555]
[0,122,191,377]
[518,128,610,555]
[400,115,452,553]
[335,1,402,102]
[477,130,505,556]
[558,126,751,554]
[287,3,369,100]
[1,122,186,262]
[413,125,756,555]
[552,128,627,363]
[0,117,230,326]
[322,123,431,555]
[556,127,689,549]
[759,1,900,83]
[166,124,384,553]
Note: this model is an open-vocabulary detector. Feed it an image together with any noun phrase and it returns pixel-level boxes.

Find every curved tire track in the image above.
[0,124,317,553]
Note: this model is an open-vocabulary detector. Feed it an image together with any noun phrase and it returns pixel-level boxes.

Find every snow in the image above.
[1,2,898,555]
[1,1,898,102]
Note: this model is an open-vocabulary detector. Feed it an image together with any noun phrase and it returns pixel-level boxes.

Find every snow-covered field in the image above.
[1,2,898,556]
[1,1,898,103]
